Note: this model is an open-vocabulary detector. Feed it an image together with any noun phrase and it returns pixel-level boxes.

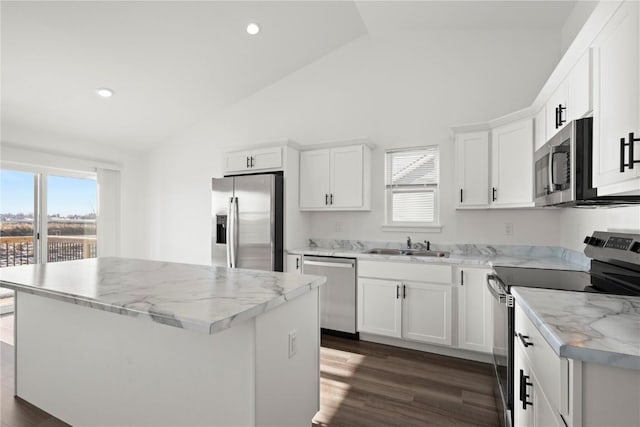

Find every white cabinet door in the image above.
[330,145,363,208]
[457,267,492,353]
[225,151,252,173]
[592,1,640,193]
[224,147,282,174]
[546,82,569,140]
[286,254,302,273]
[534,107,547,151]
[357,278,402,338]
[455,132,490,208]
[402,281,452,346]
[567,50,591,122]
[299,149,331,209]
[491,119,534,207]
[251,147,282,170]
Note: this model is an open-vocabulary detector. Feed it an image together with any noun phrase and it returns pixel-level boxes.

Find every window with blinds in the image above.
[385,147,439,225]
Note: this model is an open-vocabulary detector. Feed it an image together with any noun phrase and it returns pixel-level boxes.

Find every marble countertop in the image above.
[0,257,326,335]
[289,247,589,271]
[512,287,640,370]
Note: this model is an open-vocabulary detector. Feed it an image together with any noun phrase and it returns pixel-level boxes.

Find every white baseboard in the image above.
[359,333,493,364]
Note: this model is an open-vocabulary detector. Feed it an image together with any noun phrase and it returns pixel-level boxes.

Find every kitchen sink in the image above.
[363,248,450,258]
[363,248,405,255]
[406,250,450,258]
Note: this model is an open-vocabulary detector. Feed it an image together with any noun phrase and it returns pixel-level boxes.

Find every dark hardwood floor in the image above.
[313,334,500,427]
[1,314,498,427]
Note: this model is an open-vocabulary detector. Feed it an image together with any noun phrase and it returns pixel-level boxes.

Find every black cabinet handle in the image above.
[330,194,334,205]
[250,156,255,168]
[492,187,497,202]
[518,332,534,347]
[620,132,639,172]
[519,369,533,410]
[403,284,407,299]
[396,285,400,299]
[555,106,559,129]
[325,194,329,205]
[460,270,464,286]
[460,188,463,203]
[246,156,250,168]
[558,104,566,127]
[296,257,300,270]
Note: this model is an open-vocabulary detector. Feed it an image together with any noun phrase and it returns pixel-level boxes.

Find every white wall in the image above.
[141,28,568,264]
[559,207,640,252]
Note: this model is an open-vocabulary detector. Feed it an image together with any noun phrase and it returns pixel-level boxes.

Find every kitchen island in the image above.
[0,257,326,426]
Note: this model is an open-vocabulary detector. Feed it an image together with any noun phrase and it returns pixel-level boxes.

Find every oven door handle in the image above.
[487,274,513,306]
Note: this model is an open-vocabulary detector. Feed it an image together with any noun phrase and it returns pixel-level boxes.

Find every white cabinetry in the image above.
[224,147,282,174]
[545,51,591,142]
[534,107,546,151]
[286,254,302,273]
[357,261,453,346]
[592,0,640,195]
[357,278,402,338]
[299,144,372,211]
[455,267,492,353]
[491,119,534,207]
[455,131,490,208]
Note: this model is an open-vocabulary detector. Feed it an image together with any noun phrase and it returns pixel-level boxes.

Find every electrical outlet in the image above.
[335,222,343,232]
[288,330,297,358]
[505,223,513,236]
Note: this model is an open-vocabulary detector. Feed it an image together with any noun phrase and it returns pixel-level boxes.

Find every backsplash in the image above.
[307,238,590,269]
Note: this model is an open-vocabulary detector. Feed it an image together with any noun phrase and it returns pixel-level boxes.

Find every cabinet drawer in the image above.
[515,303,562,411]
[358,260,452,283]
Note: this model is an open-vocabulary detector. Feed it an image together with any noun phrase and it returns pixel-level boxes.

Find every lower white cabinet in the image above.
[286,254,302,273]
[402,281,452,346]
[357,278,402,338]
[455,267,492,353]
[357,261,453,346]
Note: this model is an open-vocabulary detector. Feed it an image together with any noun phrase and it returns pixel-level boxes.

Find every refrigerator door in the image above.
[233,174,276,271]
[211,177,234,268]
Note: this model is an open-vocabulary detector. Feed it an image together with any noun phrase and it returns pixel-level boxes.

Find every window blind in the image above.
[392,190,435,222]
[386,147,439,187]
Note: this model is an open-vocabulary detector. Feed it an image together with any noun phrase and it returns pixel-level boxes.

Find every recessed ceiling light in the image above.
[95,88,114,98]
[246,22,260,35]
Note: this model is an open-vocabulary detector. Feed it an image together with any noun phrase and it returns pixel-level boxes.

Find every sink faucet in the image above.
[406,236,412,249]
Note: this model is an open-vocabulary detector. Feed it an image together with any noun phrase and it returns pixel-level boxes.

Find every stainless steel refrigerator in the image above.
[211,173,284,271]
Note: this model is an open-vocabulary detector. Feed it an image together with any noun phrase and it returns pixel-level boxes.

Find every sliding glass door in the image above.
[0,170,37,268]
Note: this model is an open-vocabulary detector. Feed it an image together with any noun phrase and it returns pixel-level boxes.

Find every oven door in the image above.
[487,274,513,427]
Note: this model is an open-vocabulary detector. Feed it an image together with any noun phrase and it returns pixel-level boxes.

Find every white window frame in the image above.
[382,146,442,232]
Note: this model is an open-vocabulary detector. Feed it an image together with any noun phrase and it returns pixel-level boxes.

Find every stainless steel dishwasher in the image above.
[302,256,357,336]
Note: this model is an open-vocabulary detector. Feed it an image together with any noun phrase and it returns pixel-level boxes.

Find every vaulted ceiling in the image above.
[1,1,578,151]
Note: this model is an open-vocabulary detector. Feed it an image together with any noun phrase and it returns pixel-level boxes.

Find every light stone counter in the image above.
[512,287,640,370]
[0,257,326,335]
[289,240,590,271]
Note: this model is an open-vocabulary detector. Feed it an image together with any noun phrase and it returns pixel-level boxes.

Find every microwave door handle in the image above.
[548,148,555,189]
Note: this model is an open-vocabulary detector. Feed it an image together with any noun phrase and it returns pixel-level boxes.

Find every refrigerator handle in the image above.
[226,198,233,268]
[231,197,239,268]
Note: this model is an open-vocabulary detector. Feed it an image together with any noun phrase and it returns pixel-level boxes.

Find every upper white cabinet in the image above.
[591,0,640,195]
[455,267,492,354]
[546,51,592,142]
[455,131,490,208]
[491,119,534,207]
[299,144,372,211]
[534,107,546,151]
[224,147,282,174]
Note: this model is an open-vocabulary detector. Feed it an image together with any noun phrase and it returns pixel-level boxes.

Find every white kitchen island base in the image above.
[15,288,319,426]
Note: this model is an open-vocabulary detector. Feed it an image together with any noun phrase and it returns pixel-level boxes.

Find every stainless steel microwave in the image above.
[534,118,640,207]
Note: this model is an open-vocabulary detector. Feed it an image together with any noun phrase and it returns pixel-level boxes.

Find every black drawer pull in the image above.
[518,333,533,347]
[620,132,639,172]
[492,187,497,202]
[519,369,533,410]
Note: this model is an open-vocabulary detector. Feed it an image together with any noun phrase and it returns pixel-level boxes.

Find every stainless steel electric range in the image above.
[488,231,640,427]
